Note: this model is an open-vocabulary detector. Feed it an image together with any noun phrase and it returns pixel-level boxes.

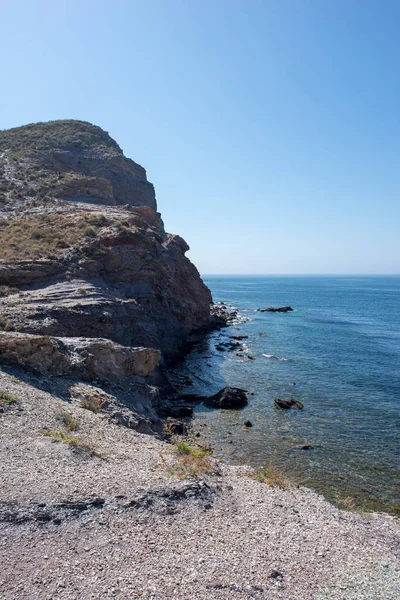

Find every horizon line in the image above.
[200,273,400,277]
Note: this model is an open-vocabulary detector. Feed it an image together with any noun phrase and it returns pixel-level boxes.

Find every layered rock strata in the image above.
[0,120,213,428]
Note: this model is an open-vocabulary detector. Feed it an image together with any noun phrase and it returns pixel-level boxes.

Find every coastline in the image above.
[180,277,400,517]
[1,367,399,599]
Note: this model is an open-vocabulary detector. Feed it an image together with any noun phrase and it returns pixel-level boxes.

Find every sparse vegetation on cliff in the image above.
[0,120,122,156]
[0,211,139,260]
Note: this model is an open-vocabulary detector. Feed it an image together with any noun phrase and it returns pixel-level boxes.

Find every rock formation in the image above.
[0,119,213,428]
[257,306,293,313]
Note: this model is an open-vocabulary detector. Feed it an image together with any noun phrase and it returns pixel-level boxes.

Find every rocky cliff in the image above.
[0,120,213,429]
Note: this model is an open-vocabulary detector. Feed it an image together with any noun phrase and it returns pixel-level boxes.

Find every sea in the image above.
[175,275,400,515]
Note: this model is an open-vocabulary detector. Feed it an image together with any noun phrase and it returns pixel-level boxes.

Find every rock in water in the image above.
[205,387,249,409]
[258,306,293,313]
[274,398,305,410]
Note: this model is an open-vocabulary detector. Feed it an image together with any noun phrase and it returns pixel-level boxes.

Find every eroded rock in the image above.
[0,332,160,380]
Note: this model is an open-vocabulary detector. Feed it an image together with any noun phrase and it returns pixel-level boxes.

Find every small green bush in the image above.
[176,441,212,458]
[0,391,19,406]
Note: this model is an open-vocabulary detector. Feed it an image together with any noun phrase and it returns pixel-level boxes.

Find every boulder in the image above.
[204,387,248,409]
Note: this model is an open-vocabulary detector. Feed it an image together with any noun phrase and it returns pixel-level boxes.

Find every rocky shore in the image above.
[1,367,399,600]
[0,121,399,599]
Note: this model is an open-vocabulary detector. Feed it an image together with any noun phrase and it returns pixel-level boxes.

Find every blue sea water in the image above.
[178,275,400,514]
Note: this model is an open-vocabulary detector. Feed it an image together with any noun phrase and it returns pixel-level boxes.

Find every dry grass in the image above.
[0,211,140,261]
[242,464,290,489]
[336,495,356,510]
[55,406,81,431]
[41,429,101,457]
[163,420,178,438]
[0,214,88,260]
[0,315,16,332]
[167,441,218,479]
[81,395,106,413]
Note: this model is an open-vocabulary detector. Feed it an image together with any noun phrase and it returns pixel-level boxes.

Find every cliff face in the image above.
[0,120,212,371]
[0,120,156,209]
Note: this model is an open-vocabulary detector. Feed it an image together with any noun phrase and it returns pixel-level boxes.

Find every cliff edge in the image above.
[0,120,212,428]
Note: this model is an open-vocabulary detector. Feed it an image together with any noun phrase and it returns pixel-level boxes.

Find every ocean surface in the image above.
[176,275,400,514]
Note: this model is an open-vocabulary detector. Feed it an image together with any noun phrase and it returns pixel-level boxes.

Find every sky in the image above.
[1,0,399,274]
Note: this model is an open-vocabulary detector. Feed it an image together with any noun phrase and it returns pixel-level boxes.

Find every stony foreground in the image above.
[1,370,399,600]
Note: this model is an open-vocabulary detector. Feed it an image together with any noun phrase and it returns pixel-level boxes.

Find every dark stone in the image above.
[204,387,248,410]
[163,406,193,419]
[173,394,207,405]
[244,420,253,427]
[165,418,187,436]
[258,306,293,313]
[231,335,248,340]
[267,570,283,581]
[274,398,304,410]
[299,445,314,450]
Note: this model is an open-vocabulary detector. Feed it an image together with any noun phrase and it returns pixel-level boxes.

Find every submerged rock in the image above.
[205,387,248,410]
[274,398,304,410]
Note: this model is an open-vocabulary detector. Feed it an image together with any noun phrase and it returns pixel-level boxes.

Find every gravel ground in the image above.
[0,369,399,600]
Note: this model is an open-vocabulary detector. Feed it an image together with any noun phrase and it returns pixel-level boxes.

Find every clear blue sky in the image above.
[1,0,399,274]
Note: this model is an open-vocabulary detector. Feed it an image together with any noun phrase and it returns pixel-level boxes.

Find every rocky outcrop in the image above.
[0,119,216,432]
[0,332,160,380]
[0,120,156,210]
[0,121,213,361]
[0,260,66,287]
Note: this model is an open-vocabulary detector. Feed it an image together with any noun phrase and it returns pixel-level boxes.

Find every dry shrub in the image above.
[0,285,19,297]
[336,495,356,510]
[169,441,218,479]
[0,212,114,261]
[55,406,81,431]
[81,395,106,413]
[3,319,15,331]
[163,420,177,438]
